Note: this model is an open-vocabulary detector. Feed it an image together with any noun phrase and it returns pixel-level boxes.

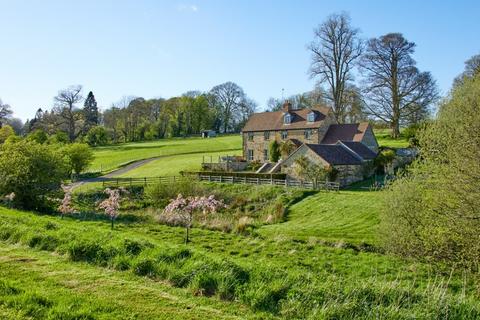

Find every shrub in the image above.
[382,73,480,269]
[269,140,281,162]
[0,140,68,211]
[63,143,94,175]
[0,124,15,144]
[85,126,109,147]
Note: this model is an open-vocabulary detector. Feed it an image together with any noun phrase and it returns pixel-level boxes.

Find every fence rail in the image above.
[100,174,339,190]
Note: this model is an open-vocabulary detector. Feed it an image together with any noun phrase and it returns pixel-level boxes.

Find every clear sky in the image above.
[1,0,479,121]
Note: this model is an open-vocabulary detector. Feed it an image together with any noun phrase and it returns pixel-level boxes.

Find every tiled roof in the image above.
[305,144,363,165]
[321,123,370,144]
[242,106,332,132]
[338,141,377,160]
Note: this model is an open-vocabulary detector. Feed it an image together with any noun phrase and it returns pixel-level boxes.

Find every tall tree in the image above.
[83,91,99,132]
[53,85,84,141]
[359,33,438,138]
[309,12,363,123]
[0,99,13,128]
[209,82,246,133]
[453,53,480,87]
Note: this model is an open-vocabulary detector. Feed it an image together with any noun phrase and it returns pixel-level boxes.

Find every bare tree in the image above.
[309,12,363,123]
[359,33,438,138]
[54,85,84,141]
[209,82,246,133]
[454,53,480,87]
[0,99,13,128]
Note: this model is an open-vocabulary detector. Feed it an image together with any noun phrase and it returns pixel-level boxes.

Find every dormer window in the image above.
[307,111,315,122]
[284,113,292,124]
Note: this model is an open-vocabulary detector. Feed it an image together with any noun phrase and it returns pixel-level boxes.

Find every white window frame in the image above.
[307,112,315,122]
[248,132,254,141]
[263,149,268,161]
[284,113,291,124]
[281,131,288,140]
[264,131,270,140]
[247,149,254,161]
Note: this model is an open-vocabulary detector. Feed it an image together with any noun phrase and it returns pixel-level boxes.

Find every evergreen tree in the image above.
[83,91,99,132]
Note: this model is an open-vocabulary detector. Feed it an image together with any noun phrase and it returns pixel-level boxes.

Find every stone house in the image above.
[241,101,379,185]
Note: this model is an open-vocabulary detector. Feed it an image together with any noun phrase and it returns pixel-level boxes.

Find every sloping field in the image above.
[89,135,242,172]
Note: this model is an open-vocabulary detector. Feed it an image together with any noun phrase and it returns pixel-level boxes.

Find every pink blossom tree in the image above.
[163,194,225,243]
[58,185,75,218]
[97,187,128,229]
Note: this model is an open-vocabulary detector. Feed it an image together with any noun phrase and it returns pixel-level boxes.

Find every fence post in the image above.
[144,177,147,186]
[220,175,222,183]
[130,177,132,187]
[116,178,119,186]
[257,177,260,185]
[173,176,176,183]
[271,174,273,185]
[285,178,288,187]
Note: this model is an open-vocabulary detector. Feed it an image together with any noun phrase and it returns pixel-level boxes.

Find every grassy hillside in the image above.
[260,191,381,244]
[117,150,241,178]
[89,135,241,172]
[1,187,479,319]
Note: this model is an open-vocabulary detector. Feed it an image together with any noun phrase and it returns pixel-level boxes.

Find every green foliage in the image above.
[48,131,69,144]
[0,125,15,144]
[269,140,280,162]
[63,143,94,175]
[27,129,48,144]
[374,149,396,173]
[0,140,68,210]
[85,126,109,147]
[382,73,480,269]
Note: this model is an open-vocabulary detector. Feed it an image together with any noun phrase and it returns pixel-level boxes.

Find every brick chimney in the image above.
[282,100,293,112]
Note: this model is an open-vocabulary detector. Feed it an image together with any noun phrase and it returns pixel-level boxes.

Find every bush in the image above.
[0,125,15,144]
[381,74,480,269]
[0,140,68,211]
[63,143,94,175]
[27,129,48,144]
[85,126,109,146]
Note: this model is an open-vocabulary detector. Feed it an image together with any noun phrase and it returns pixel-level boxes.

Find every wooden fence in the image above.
[101,175,339,191]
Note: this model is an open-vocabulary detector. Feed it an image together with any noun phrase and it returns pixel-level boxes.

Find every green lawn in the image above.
[374,129,410,148]
[260,190,381,244]
[89,135,242,172]
[117,150,241,178]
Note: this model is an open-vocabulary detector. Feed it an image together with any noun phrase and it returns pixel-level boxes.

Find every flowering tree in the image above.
[163,194,225,243]
[58,184,75,218]
[97,188,128,229]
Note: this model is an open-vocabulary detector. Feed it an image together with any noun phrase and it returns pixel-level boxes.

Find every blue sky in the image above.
[1,0,479,120]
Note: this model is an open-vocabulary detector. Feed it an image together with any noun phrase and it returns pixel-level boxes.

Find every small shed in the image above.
[201,130,217,138]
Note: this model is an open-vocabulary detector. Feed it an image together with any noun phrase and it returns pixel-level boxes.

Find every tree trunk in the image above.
[185,226,190,244]
[111,218,114,230]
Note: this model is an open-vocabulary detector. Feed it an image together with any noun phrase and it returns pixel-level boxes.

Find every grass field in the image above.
[89,135,241,172]
[373,129,410,148]
[1,186,479,319]
[260,190,381,244]
[117,150,241,178]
